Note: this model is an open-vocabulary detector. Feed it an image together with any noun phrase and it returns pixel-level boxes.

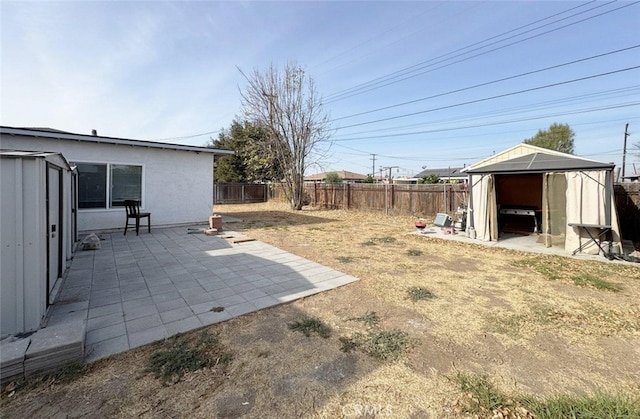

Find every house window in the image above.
[110,165,142,207]
[75,163,143,209]
[77,163,107,209]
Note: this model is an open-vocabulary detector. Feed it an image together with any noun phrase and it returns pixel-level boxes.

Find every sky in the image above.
[2,1,639,178]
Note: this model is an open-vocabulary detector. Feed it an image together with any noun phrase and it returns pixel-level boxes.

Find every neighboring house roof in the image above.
[0,126,234,156]
[305,170,367,181]
[464,151,614,174]
[415,167,466,178]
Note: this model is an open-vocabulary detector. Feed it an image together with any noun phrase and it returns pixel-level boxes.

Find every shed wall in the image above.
[1,158,47,336]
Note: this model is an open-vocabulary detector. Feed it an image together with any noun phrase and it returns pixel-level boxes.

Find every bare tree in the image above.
[239,62,331,210]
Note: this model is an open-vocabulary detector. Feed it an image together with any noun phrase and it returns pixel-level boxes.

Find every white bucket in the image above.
[602,241,621,255]
[467,227,476,239]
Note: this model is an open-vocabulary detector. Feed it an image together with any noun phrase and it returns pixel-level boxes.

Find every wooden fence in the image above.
[615,183,640,242]
[213,183,268,204]
[271,183,468,215]
[269,182,640,241]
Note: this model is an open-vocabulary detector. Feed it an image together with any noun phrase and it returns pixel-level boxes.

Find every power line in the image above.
[326,1,637,103]
[334,66,640,131]
[333,102,640,142]
[315,2,488,81]
[150,129,223,142]
[331,116,640,158]
[331,45,640,122]
[145,4,637,147]
[338,85,640,137]
[325,1,630,103]
[312,2,447,73]
[324,0,600,100]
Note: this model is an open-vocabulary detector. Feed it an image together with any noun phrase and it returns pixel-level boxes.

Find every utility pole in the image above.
[622,123,630,179]
[382,166,399,183]
[370,154,377,178]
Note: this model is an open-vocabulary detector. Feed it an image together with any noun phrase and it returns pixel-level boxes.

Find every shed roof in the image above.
[0,150,73,171]
[0,126,234,156]
[464,152,614,174]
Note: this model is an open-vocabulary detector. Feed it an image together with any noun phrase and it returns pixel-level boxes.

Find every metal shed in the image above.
[1,151,76,337]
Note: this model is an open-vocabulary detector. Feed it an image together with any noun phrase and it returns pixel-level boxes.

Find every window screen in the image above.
[110,165,142,207]
[76,163,107,208]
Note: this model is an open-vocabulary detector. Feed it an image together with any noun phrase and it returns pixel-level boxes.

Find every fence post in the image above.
[409,186,413,214]
[391,184,395,212]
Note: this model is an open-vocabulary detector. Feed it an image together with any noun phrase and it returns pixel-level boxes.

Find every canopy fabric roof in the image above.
[464,152,614,174]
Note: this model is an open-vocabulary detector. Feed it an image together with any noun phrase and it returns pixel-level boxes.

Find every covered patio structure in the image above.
[463,144,621,256]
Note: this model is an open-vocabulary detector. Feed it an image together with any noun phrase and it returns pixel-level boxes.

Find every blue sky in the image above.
[2,1,639,177]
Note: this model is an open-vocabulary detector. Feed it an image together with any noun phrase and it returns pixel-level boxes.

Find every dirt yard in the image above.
[2,202,639,418]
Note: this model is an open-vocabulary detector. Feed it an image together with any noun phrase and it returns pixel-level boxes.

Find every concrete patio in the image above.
[414,227,636,261]
[2,225,359,380]
[79,227,358,362]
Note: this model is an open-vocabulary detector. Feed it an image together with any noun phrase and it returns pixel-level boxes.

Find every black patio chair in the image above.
[124,200,151,235]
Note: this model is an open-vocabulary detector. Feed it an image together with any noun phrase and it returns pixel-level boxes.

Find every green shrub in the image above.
[288,316,332,338]
[348,311,380,327]
[528,392,640,418]
[572,273,622,292]
[407,286,435,302]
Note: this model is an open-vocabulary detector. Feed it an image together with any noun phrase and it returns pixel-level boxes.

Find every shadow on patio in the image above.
[48,227,358,363]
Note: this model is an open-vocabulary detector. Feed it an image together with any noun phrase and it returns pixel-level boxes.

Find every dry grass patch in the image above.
[511,254,635,289]
[339,329,413,361]
[3,202,640,418]
[453,371,640,418]
[145,330,232,385]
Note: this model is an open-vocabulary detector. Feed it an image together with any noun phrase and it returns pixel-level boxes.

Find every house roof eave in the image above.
[0,126,234,156]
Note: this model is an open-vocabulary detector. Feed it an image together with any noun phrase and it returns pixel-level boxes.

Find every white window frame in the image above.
[110,164,144,208]
[73,161,145,210]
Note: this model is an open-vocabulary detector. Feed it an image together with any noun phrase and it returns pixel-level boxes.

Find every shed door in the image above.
[47,165,63,304]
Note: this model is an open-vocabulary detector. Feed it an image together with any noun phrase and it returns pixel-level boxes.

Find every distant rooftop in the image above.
[305,170,367,181]
[414,167,466,179]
